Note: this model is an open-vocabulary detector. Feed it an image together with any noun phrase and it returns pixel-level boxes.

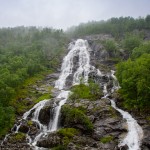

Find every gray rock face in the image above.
[18,124,29,133]
[35,97,127,150]
[37,132,61,148]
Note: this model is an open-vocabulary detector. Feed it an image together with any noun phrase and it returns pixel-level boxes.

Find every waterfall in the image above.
[50,39,92,131]
[20,39,92,148]
[2,39,143,150]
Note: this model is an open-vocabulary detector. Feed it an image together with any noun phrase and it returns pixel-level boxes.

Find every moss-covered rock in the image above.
[61,105,94,132]
[8,132,26,144]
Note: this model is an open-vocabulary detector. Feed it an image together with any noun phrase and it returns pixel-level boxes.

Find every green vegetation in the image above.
[123,33,142,54]
[61,105,93,132]
[52,145,66,150]
[27,120,33,126]
[9,132,26,143]
[36,93,52,102]
[132,41,150,59]
[0,27,68,137]
[103,39,117,52]
[55,128,79,148]
[100,135,113,143]
[67,15,150,38]
[116,54,150,112]
[69,81,102,101]
[58,128,79,138]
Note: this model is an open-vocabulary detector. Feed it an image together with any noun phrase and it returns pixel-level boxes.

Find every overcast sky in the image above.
[0,0,150,30]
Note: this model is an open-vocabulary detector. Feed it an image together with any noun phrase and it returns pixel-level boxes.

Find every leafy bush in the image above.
[123,34,142,54]
[0,106,15,137]
[103,40,117,52]
[116,54,150,112]
[132,41,150,59]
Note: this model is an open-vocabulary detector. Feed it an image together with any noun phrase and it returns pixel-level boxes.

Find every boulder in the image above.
[118,145,128,150]
[18,124,29,133]
[38,100,55,125]
[37,132,61,148]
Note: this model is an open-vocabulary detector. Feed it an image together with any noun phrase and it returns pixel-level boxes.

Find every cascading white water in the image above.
[73,40,91,85]
[50,39,92,131]
[109,70,143,150]
[55,39,92,89]
[49,90,70,131]
[110,100,143,150]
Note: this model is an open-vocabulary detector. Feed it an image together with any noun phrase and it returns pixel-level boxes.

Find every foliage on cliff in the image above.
[0,27,68,137]
[116,53,150,112]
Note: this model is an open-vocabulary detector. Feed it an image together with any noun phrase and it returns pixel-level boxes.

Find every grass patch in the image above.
[52,145,66,150]
[69,81,102,101]
[109,106,118,118]
[100,135,113,143]
[58,128,79,138]
[9,132,26,143]
[27,120,33,126]
[56,128,79,149]
[36,93,52,102]
[23,70,52,87]
[11,70,53,114]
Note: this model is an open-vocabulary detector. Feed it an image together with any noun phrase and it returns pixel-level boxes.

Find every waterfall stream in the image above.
[1,39,143,150]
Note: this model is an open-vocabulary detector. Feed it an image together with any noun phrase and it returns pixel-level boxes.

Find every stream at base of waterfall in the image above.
[1,39,143,150]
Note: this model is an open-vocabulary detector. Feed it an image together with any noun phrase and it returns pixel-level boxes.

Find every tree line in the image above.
[67,15,150,38]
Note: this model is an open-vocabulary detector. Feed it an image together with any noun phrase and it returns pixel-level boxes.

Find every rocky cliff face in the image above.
[1,35,150,150]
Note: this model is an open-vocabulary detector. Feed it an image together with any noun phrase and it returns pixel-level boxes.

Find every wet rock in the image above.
[143,126,150,149]
[67,142,78,150]
[28,121,40,136]
[118,145,128,150]
[51,88,60,97]
[37,132,61,148]
[38,100,55,125]
[46,73,60,80]
[18,124,29,133]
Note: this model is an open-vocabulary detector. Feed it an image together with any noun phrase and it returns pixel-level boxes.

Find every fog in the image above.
[0,0,150,29]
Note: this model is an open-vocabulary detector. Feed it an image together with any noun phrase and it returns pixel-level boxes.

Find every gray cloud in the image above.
[0,0,150,29]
